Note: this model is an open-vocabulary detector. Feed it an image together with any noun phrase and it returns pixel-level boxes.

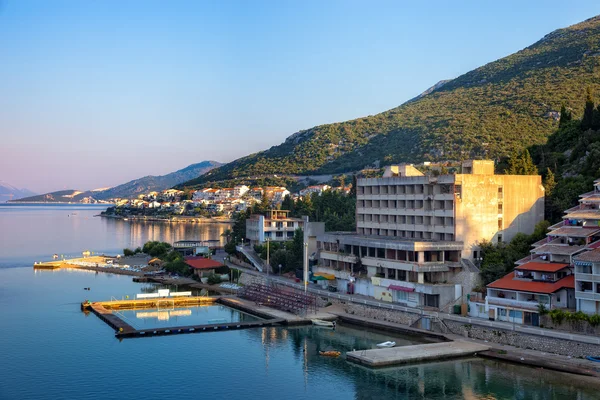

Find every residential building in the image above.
[299,185,331,197]
[481,261,575,325]
[314,160,543,310]
[511,178,600,315]
[173,240,210,257]
[233,185,250,197]
[246,209,305,245]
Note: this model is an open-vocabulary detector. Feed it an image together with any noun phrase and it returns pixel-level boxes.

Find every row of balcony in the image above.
[357,193,455,201]
[357,207,454,217]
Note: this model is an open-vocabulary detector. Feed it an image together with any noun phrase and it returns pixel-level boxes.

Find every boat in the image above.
[586,355,600,362]
[376,341,396,348]
[311,319,336,327]
[319,351,341,357]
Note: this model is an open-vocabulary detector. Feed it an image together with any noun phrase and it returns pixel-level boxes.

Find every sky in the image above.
[1,1,600,193]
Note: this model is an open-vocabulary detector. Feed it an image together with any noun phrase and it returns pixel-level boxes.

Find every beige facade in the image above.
[357,160,544,260]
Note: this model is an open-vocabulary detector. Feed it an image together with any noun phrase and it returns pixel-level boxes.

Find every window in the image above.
[509,310,522,319]
[498,203,503,214]
[498,234,503,243]
[498,218,503,230]
[396,291,408,301]
[498,308,507,317]
[454,185,462,199]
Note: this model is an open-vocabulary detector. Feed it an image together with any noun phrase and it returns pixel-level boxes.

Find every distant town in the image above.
[102,184,350,219]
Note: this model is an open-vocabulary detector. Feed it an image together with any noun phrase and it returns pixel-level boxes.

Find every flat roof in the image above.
[488,272,574,294]
[574,249,600,263]
[563,210,600,220]
[531,244,586,256]
[547,226,600,237]
[515,262,570,273]
[320,232,464,251]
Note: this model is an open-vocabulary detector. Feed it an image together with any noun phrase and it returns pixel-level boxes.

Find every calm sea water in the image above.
[0,205,599,399]
[0,204,231,268]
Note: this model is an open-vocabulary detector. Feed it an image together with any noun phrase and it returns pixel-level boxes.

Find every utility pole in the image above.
[304,242,308,293]
[266,238,270,279]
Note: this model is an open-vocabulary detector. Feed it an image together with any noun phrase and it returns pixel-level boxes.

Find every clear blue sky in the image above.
[1,1,600,193]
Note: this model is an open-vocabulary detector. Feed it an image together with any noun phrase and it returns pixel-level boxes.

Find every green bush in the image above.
[123,248,135,257]
[207,273,221,285]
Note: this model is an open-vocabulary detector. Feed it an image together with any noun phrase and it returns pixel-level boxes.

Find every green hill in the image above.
[183,15,600,188]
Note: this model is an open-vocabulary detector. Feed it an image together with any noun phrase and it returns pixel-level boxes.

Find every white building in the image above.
[233,185,250,197]
[246,210,304,245]
[299,185,331,197]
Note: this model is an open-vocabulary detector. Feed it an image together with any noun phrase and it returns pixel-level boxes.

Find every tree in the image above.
[582,87,595,130]
[543,168,556,197]
[281,194,295,212]
[349,175,357,197]
[592,104,600,131]
[123,248,135,257]
[505,149,537,175]
[559,104,572,127]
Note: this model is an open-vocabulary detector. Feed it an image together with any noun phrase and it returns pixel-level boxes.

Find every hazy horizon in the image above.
[2,1,600,193]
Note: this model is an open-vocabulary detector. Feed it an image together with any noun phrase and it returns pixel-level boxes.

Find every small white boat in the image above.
[311,319,336,328]
[376,341,396,348]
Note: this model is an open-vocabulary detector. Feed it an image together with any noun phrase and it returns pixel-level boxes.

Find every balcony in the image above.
[319,250,358,264]
[487,296,546,311]
[575,290,600,301]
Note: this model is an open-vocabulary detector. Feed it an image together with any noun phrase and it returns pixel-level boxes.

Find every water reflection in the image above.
[242,325,600,400]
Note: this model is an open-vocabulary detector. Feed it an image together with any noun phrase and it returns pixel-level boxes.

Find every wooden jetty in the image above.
[346,341,490,367]
[81,296,285,339]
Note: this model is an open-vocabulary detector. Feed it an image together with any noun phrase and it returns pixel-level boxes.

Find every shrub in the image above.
[123,248,135,257]
[207,273,222,285]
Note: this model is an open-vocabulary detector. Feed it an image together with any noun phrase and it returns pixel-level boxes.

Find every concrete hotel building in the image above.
[315,160,544,310]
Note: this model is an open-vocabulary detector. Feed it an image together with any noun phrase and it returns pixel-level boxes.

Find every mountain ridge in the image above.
[0,181,36,202]
[13,161,222,203]
[181,15,600,188]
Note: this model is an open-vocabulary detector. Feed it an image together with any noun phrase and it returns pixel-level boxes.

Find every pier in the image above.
[81,296,285,339]
[346,341,490,367]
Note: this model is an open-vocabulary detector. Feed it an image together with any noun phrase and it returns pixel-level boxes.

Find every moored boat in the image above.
[586,355,600,362]
[311,319,336,328]
[376,341,396,348]
[319,351,341,357]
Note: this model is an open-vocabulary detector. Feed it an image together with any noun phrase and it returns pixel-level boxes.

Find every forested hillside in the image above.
[184,16,600,188]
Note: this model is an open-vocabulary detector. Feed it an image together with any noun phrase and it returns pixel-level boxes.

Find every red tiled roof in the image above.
[515,262,569,273]
[184,257,223,269]
[487,272,574,294]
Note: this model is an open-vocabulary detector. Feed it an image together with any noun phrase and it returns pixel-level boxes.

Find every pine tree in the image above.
[543,168,556,197]
[582,87,595,130]
[592,104,600,131]
[521,149,538,175]
[559,104,572,127]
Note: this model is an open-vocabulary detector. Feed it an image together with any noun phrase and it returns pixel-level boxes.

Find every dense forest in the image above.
[182,16,600,188]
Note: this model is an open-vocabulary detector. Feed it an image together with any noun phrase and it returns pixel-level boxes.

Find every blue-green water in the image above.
[119,304,260,329]
[2,268,599,400]
[2,206,600,399]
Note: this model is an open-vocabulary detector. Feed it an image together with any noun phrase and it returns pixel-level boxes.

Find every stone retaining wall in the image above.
[443,320,600,358]
[540,315,600,336]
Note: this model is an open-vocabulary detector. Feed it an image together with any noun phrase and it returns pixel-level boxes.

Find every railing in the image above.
[486,297,545,310]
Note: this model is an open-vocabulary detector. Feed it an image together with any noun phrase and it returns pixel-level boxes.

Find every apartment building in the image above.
[356,160,544,260]
[246,210,304,245]
[480,262,575,325]
[314,160,544,310]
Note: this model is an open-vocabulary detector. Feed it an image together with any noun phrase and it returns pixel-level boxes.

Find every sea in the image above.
[0,204,599,399]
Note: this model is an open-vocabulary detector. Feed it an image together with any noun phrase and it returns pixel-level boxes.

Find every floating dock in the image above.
[346,341,490,367]
[81,296,285,339]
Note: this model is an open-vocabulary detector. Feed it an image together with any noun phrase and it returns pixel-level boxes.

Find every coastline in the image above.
[99,214,234,223]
